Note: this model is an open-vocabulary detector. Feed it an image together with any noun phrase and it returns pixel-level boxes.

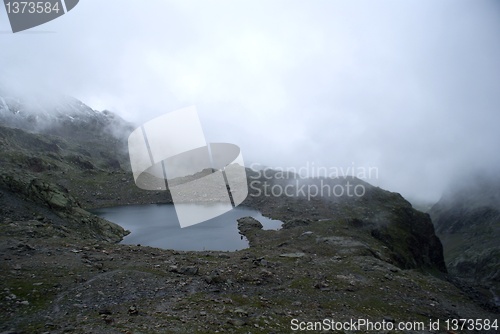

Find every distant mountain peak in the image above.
[0,92,134,142]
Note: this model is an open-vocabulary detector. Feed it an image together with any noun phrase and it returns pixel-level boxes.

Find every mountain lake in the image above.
[92,204,282,251]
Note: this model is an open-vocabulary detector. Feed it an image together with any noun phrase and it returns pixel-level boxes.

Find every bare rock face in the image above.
[0,175,128,242]
[28,179,77,211]
[367,206,447,273]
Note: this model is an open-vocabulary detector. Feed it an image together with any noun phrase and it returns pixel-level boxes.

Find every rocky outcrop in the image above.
[27,179,78,211]
[237,216,263,247]
[0,175,128,242]
[237,216,263,234]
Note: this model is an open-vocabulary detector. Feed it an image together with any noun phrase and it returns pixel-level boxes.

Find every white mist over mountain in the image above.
[1,0,499,203]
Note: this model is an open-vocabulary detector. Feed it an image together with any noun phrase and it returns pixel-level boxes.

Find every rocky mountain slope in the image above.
[430,175,500,308]
[0,92,132,142]
[241,171,447,273]
[0,96,498,333]
[0,93,138,243]
[0,92,170,209]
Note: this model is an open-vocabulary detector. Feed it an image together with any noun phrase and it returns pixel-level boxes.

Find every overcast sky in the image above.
[1,0,499,202]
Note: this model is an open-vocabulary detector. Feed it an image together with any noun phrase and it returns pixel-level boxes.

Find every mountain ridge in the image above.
[0,92,134,143]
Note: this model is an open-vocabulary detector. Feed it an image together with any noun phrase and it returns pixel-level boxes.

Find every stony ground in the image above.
[1,217,498,334]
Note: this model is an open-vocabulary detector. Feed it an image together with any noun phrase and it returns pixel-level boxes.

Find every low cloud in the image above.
[1,0,499,203]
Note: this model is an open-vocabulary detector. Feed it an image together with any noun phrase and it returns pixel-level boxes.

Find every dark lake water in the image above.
[92,204,282,251]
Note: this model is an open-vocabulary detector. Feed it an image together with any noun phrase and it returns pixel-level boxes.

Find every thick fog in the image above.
[1,0,499,203]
